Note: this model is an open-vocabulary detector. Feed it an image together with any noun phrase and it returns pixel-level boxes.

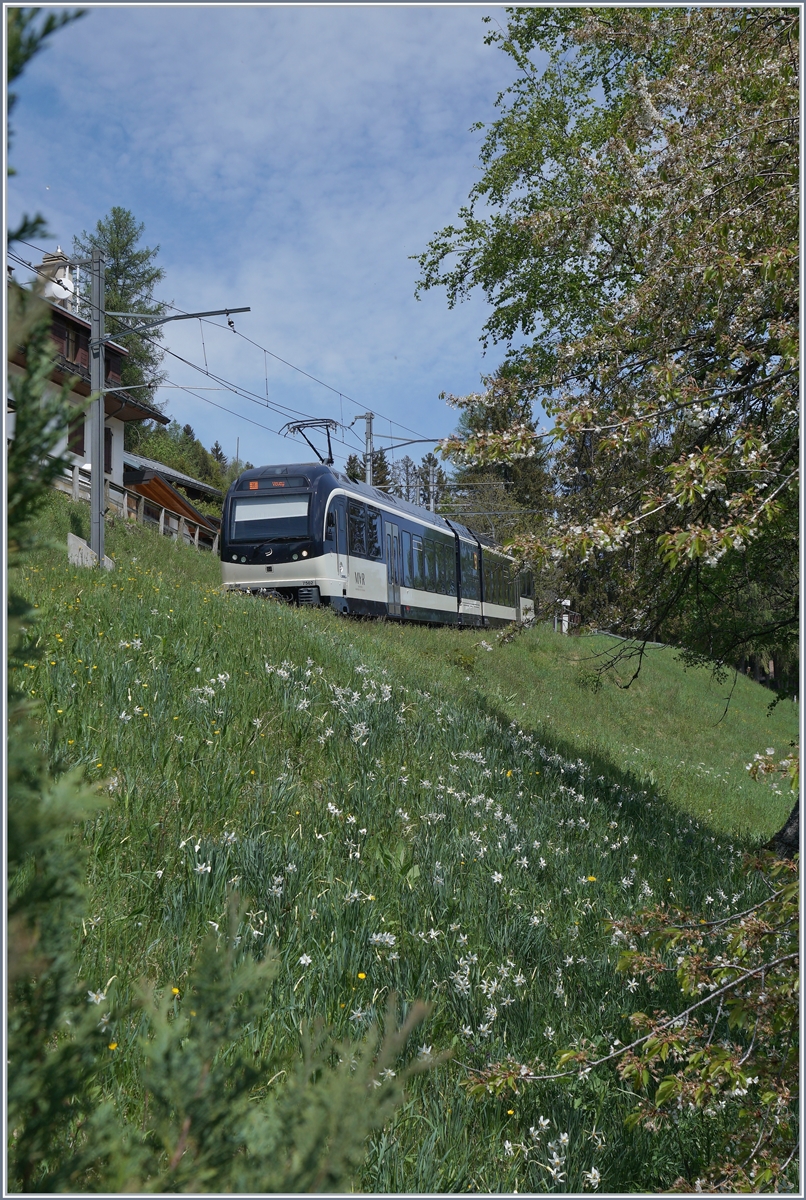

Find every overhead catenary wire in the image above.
[10,243,438,456]
[10,255,545,484]
[170,384,284,436]
[164,301,432,444]
[8,253,358,460]
[11,241,437,447]
[9,250,350,430]
[141,331,364,458]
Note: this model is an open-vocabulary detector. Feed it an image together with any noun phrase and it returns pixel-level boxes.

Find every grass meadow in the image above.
[11,491,798,1192]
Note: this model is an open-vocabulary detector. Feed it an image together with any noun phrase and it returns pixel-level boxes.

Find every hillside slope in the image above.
[10,492,797,1192]
[23,492,796,839]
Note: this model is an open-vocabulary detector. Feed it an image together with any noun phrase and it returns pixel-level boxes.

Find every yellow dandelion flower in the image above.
[357,972,366,979]
[587,875,597,882]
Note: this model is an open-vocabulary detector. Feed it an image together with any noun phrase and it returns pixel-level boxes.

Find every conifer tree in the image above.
[345,452,364,482]
[73,207,168,399]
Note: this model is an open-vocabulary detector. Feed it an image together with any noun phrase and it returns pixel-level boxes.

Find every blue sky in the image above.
[9,4,531,472]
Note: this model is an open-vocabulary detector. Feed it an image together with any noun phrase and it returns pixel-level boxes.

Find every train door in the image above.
[386,521,401,616]
[333,498,348,594]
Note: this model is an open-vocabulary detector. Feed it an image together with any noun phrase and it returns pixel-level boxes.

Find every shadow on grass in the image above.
[471,684,758,872]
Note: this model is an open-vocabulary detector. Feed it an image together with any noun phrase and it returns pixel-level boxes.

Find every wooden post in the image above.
[194,524,200,549]
[137,494,144,524]
[72,465,80,502]
[159,507,165,536]
[212,532,219,555]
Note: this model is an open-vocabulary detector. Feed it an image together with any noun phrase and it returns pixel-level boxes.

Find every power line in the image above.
[10,247,434,455]
[144,340,362,458]
[163,301,432,444]
[7,254,353,457]
[9,252,330,425]
[12,244,435,444]
[169,385,284,436]
[127,325,365,454]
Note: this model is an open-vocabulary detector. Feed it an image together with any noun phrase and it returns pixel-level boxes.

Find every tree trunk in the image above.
[767,799,799,859]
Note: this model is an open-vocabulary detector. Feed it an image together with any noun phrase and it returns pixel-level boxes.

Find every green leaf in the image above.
[654,1077,680,1105]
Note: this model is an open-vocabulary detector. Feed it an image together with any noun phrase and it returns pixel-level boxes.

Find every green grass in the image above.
[11,491,798,1192]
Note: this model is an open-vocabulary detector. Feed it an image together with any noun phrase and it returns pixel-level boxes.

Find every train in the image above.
[220,462,535,628]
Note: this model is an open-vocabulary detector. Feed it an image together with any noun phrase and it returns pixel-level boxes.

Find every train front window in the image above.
[230,495,310,542]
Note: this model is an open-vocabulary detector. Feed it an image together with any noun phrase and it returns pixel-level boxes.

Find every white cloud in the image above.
[9,5,535,465]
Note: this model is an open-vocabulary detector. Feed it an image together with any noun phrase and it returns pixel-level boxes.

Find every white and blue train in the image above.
[220,462,535,628]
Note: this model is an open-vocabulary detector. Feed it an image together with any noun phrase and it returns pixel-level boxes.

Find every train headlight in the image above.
[301,550,308,557]
[231,555,237,561]
[292,553,299,560]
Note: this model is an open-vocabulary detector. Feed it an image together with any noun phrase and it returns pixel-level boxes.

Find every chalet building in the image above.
[123,450,223,507]
[8,249,222,551]
[7,247,170,487]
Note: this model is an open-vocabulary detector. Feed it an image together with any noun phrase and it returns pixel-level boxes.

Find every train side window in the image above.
[447,542,457,596]
[424,539,436,590]
[460,542,480,600]
[402,530,412,586]
[348,501,367,556]
[413,535,424,588]
[438,545,445,594]
[325,510,336,547]
[366,507,382,559]
[336,502,347,557]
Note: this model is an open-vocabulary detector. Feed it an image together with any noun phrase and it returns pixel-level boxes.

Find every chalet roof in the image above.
[123,451,223,499]
[123,470,219,532]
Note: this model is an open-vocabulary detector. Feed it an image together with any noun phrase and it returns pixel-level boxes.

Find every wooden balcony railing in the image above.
[53,464,220,554]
